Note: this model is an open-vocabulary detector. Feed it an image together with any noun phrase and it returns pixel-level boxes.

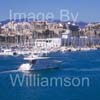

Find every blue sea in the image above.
[0,50,100,100]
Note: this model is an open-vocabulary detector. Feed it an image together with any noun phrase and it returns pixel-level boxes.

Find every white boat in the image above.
[18,51,63,71]
[80,47,91,51]
[60,46,78,52]
[90,47,97,50]
[0,49,14,56]
[67,47,78,52]
[80,47,97,51]
[18,53,50,71]
[0,48,33,56]
[60,46,67,52]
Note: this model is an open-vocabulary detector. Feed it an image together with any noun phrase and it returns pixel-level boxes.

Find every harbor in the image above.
[0,21,100,55]
[0,21,100,71]
[0,0,100,100]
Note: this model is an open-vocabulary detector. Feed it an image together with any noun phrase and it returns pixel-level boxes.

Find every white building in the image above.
[34,38,61,49]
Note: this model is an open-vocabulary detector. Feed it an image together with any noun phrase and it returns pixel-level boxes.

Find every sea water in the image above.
[0,50,100,100]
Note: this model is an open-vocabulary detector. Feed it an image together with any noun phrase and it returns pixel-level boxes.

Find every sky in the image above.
[0,0,100,22]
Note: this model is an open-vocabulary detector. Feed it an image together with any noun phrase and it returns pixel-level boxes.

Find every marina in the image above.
[0,0,100,100]
[0,22,100,71]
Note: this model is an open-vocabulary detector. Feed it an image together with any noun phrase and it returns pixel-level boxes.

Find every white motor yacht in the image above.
[19,53,50,71]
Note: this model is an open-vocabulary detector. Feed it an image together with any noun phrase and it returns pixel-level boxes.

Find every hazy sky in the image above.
[0,0,100,22]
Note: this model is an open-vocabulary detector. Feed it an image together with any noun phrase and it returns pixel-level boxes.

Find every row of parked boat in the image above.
[0,46,99,56]
[60,46,98,52]
[0,48,30,56]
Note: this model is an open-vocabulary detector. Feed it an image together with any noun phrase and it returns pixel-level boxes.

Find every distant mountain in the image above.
[52,20,88,28]
[0,19,10,26]
[0,18,30,26]
[77,21,88,28]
